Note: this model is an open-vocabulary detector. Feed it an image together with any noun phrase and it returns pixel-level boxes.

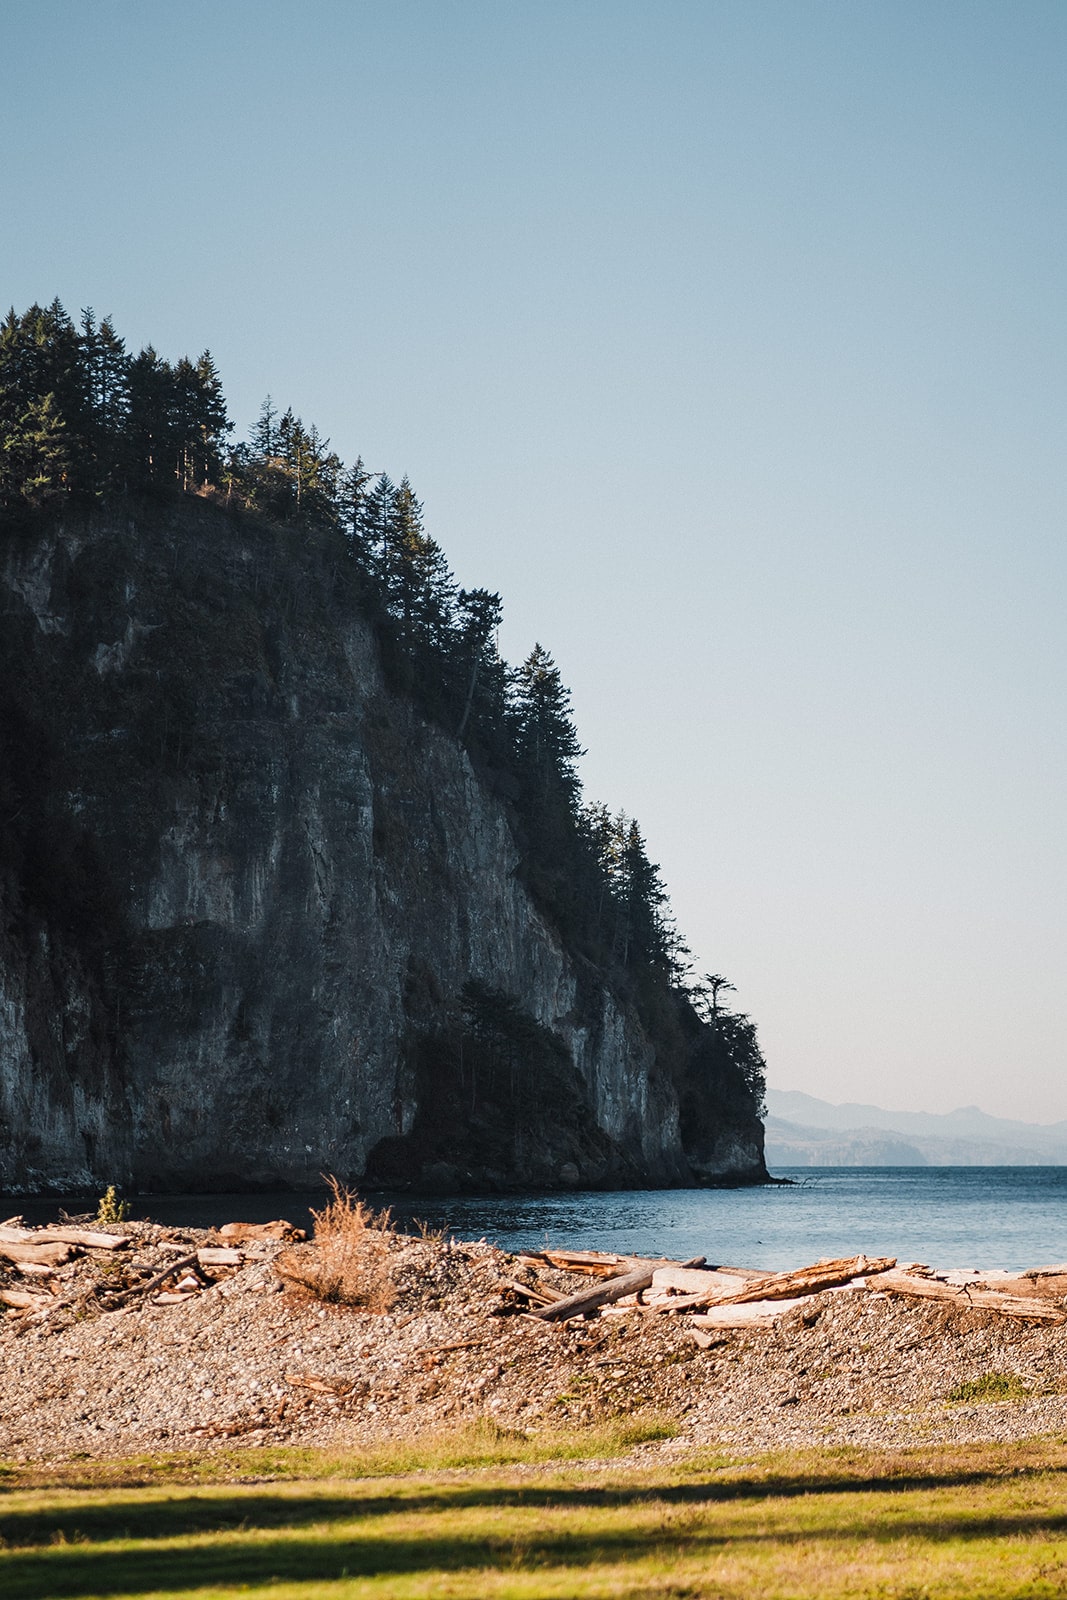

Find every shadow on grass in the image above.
[3,1481,1067,1600]
[6,1512,1067,1600]
[4,1459,1066,1548]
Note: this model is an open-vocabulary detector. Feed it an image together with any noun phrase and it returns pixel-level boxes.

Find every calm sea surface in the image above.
[15,1168,1067,1272]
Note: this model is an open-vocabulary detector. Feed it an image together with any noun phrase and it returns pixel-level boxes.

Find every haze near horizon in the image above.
[4,1,1064,1120]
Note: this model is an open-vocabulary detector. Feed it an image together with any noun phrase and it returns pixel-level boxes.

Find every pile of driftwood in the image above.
[0,1219,303,1320]
[6,1216,1067,1343]
[501,1250,1067,1341]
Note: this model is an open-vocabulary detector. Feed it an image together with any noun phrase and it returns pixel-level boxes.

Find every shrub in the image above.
[95,1186,130,1226]
[948,1372,1028,1404]
[274,1178,396,1311]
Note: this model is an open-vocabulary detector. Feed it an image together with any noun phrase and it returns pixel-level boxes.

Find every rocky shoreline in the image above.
[3,1214,1067,1464]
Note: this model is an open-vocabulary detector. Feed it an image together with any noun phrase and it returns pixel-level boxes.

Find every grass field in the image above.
[3,1426,1067,1598]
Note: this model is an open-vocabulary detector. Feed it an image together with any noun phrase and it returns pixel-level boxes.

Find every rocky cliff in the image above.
[0,502,767,1194]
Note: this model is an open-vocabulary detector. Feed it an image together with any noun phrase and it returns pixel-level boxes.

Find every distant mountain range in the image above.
[765,1089,1067,1167]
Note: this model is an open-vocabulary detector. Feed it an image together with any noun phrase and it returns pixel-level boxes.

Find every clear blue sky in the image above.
[5,1,1065,1120]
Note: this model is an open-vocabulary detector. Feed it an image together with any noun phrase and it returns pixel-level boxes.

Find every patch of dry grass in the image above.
[274,1179,397,1311]
[0,1415,678,1493]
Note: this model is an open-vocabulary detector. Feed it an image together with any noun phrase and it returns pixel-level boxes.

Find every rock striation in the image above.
[0,503,766,1194]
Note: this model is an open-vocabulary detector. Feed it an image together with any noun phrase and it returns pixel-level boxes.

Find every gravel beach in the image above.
[3,1218,1067,1464]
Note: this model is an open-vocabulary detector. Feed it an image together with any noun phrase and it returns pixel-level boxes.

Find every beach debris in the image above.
[518,1249,629,1278]
[0,1240,75,1269]
[498,1277,565,1308]
[219,1220,306,1242]
[106,1252,202,1307]
[7,1212,1067,1466]
[285,1370,354,1395]
[530,1264,658,1322]
[0,1288,51,1311]
[0,1224,130,1251]
[197,1247,244,1268]
[869,1269,1067,1324]
[690,1297,814,1330]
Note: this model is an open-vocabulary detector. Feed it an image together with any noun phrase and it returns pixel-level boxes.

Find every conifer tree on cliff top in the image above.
[0,298,770,1120]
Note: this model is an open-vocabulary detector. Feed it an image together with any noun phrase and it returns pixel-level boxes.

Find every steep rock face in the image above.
[0,504,766,1193]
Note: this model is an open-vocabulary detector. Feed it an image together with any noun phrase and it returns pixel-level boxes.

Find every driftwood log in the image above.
[0,1241,74,1269]
[644,1266,768,1312]
[218,1221,306,1242]
[870,1269,1067,1323]
[197,1247,244,1268]
[691,1295,814,1330]
[521,1249,707,1278]
[0,1288,52,1310]
[499,1278,564,1307]
[531,1265,657,1322]
[0,1225,129,1251]
[106,1252,201,1307]
[694,1255,897,1311]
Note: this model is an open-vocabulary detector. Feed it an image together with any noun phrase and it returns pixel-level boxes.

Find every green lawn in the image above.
[3,1430,1067,1598]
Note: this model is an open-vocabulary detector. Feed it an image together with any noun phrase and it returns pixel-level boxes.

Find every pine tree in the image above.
[380,475,456,655]
[453,587,506,746]
[126,345,176,487]
[361,473,395,587]
[251,395,279,459]
[1,391,73,509]
[618,819,670,969]
[341,455,376,567]
[80,311,131,490]
[191,351,230,487]
[300,422,343,526]
[511,643,583,807]
[0,300,92,501]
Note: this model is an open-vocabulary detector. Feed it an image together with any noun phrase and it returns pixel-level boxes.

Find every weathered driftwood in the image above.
[695,1255,897,1311]
[529,1248,708,1280]
[645,1266,768,1312]
[499,1277,563,1307]
[0,1288,50,1310]
[46,1227,129,1250]
[870,1269,1067,1323]
[935,1269,1067,1300]
[197,1247,244,1268]
[423,1338,486,1356]
[532,1265,656,1322]
[995,1273,1067,1300]
[873,1269,1014,1303]
[0,1225,128,1250]
[651,1266,763,1296]
[108,1252,200,1306]
[285,1370,353,1395]
[535,1250,628,1277]
[691,1295,813,1330]
[0,1240,74,1268]
[219,1220,306,1242]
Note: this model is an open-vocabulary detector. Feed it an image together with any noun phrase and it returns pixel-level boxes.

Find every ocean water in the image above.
[16,1167,1067,1272]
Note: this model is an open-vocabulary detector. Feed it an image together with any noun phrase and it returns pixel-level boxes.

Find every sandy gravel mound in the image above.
[3,1217,1067,1462]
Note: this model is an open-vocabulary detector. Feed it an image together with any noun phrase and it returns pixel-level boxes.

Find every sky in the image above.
[4,1,1065,1122]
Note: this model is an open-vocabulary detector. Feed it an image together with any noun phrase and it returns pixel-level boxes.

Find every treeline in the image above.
[0,299,765,1108]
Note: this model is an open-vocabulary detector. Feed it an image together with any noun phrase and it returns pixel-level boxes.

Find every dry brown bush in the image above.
[274,1179,397,1311]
